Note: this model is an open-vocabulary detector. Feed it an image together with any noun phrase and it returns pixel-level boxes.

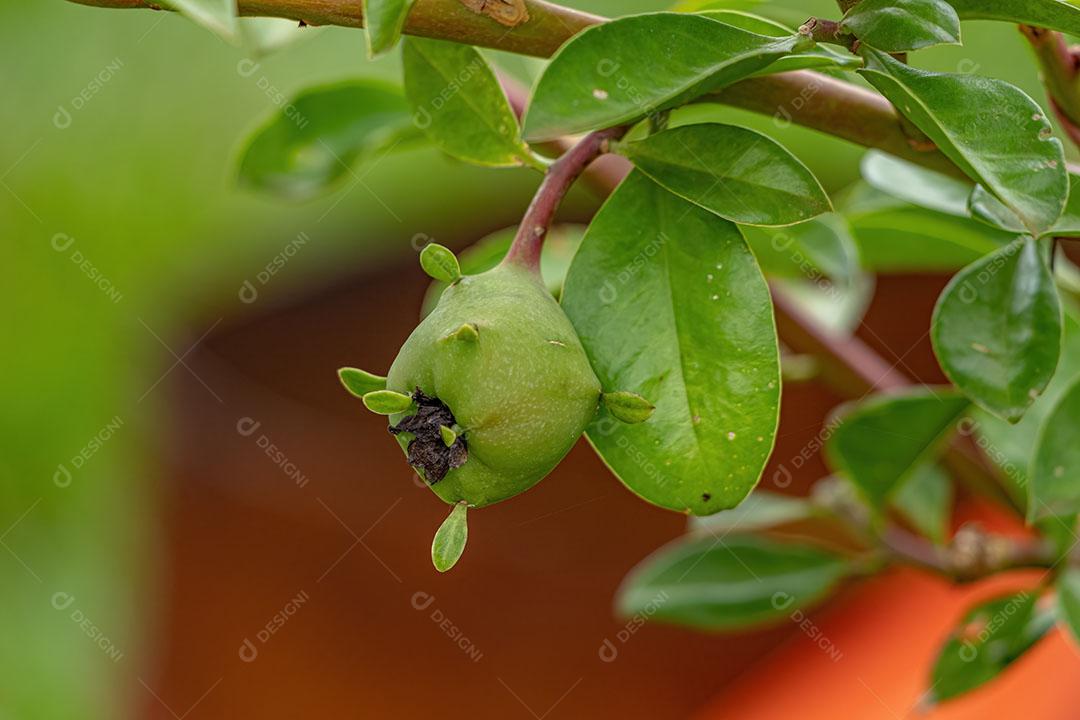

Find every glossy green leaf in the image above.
[860,151,972,217]
[741,213,860,286]
[842,0,960,52]
[689,490,815,535]
[237,80,419,200]
[523,13,803,141]
[929,591,1052,704]
[932,238,1062,423]
[403,38,536,168]
[825,388,969,509]
[617,534,851,630]
[338,367,387,398]
[431,503,468,572]
[561,172,780,515]
[841,183,1016,272]
[972,306,1080,505]
[947,0,1080,36]
[700,10,862,73]
[617,124,830,227]
[1030,375,1080,520]
[1058,569,1080,647]
[419,243,461,283]
[970,174,1080,238]
[363,0,414,57]
[892,463,952,544]
[858,48,1066,237]
[161,0,238,42]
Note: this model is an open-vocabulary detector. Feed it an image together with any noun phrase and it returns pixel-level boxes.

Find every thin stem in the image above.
[1021,25,1080,150]
[502,125,627,272]
[880,524,1055,582]
[64,0,974,178]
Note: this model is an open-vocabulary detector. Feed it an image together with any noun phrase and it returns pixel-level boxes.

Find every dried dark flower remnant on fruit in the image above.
[388,389,468,483]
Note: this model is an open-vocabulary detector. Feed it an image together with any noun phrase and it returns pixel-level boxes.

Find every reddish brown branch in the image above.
[502,126,627,272]
[1022,25,1080,150]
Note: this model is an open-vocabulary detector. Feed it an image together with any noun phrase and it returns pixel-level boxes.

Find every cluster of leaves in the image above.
[165,0,1080,704]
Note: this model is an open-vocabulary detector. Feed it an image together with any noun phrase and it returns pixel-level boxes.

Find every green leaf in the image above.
[1058,569,1080,647]
[970,174,1080,238]
[842,183,1016,271]
[362,390,414,415]
[617,124,830,227]
[523,13,803,141]
[972,306,1080,505]
[363,0,415,57]
[892,463,952,544]
[561,172,780,515]
[699,10,862,73]
[237,80,419,200]
[403,38,536,169]
[932,238,1062,423]
[1030,374,1080,520]
[617,534,851,630]
[688,490,815,535]
[929,591,1052,704]
[160,0,238,42]
[431,503,468,572]
[947,0,1080,37]
[858,48,1067,237]
[338,367,387,397]
[602,391,655,424]
[741,213,860,286]
[419,243,462,283]
[860,150,972,217]
[825,388,970,509]
[842,0,960,52]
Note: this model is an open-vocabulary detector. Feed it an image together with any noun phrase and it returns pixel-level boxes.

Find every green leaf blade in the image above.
[699,10,862,73]
[825,388,970,509]
[858,48,1067,236]
[561,172,780,515]
[523,13,800,141]
[948,0,1080,37]
[363,0,415,57]
[419,243,462,283]
[929,591,1050,704]
[617,534,851,631]
[618,124,831,227]
[237,80,418,200]
[932,238,1062,423]
[842,0,961,52]
[1030,375,1080,520]
[403,38,535,168]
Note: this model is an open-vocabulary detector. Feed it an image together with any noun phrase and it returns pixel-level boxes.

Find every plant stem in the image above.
[1021,25,1080,150]
[67,0,969,177]
[880,524,1055,582]
[502,126,626,272]
[798,17,856,50]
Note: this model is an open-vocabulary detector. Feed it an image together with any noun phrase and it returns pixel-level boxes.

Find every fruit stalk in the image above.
[502,125,627,272]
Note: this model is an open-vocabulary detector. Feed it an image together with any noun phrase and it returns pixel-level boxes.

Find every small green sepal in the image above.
[442,322,479,344]
[440,424,458,447]
[420,243,462,283]
[338,367,387,398]
[602,391,655,424]
[362,389,414,415]
[432,502,468,572]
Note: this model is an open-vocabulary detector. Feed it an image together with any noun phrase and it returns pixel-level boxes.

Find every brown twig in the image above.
[502,126,627,272]
[880,524,1055,582]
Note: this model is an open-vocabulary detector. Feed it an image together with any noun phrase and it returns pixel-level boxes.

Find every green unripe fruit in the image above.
[386,263,602,507]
